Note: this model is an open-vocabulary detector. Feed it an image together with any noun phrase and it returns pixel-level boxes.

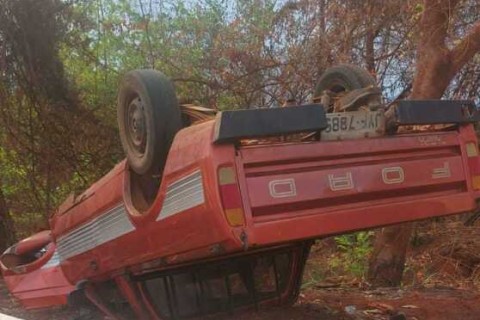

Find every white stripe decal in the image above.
[57,205,134,262]
[157,170,204,220]
[41,250,60,269]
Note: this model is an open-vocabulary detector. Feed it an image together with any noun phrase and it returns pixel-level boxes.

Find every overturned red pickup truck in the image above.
[2,65,480,319]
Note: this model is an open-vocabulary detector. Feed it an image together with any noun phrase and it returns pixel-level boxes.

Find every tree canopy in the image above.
[0,0,479,254]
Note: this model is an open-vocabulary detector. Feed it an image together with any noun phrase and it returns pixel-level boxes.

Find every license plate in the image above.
[322,110,385,141]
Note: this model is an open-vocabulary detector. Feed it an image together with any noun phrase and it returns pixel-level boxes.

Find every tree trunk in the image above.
[365,0,377,78]
[0,185,15,252]
[367,224,413,286]
[367,0,480,287]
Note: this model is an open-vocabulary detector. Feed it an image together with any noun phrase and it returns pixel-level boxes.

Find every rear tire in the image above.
[117,70,182,176]
[314,64,376,96]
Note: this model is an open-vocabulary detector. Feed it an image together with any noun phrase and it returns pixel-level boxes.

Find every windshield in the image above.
[141,249,296,319]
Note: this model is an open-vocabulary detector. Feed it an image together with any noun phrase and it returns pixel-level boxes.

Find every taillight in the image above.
[466,142,480,190]
[218,166,245,226]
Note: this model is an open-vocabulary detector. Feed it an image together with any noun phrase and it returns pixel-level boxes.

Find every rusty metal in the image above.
[180,104,216,123]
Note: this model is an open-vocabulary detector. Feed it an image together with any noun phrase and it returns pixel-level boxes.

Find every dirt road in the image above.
[2,279,479,320]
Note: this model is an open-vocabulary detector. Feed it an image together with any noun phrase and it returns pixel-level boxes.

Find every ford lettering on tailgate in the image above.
[255,157,464,202]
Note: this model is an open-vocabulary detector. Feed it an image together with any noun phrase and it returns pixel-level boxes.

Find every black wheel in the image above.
[314,64,379,112]
[314,64,376,97]
[117,70,182,176]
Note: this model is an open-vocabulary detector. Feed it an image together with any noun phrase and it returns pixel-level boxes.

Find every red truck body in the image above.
[51,118,480,285]
[0,231,73,309]
[3,109,480,318]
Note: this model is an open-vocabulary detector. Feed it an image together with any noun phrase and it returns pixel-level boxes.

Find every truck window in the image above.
[141,250,294,319]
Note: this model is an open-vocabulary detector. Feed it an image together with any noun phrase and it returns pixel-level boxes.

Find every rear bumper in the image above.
[248,192,476,246]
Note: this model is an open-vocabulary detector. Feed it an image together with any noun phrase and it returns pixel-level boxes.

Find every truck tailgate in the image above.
[237,131,476,242]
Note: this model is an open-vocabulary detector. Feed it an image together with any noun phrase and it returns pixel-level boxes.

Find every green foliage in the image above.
[1,0,479,238]
[0,147,26,198]
[329,231,374,278]
[0,145,44,237]
[414,3,424,14]
[302,232,374,289]
[301,267,325,289]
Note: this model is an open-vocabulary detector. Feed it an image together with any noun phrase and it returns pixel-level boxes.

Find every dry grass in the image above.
[304,216,480,290]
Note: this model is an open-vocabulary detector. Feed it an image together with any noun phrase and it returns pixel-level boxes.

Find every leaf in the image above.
[414,3,424,14]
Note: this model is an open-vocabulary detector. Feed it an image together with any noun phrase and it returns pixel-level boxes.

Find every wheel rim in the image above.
[127,97,147,157]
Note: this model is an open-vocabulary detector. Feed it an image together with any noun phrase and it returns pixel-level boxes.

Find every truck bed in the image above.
[237,129,477,246]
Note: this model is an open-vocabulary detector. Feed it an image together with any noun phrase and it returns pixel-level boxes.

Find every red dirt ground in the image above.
[1,279,479,320]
